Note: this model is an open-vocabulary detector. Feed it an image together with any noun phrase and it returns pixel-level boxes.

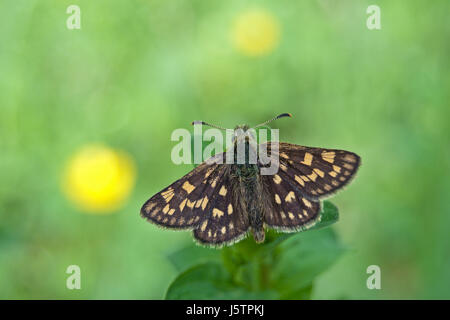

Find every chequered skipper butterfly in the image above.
[141,113,360,247]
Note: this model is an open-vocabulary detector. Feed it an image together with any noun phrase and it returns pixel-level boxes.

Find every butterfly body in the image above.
[230,125,266,242]
[141,117,361,247]
[234,162,266,243]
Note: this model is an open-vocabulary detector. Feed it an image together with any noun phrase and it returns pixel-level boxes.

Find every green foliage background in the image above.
[1,0,449,299]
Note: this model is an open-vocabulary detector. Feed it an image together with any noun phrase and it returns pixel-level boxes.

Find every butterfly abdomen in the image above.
[234,163,265,243]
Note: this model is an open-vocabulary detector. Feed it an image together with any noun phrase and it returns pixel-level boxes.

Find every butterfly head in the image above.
[192,113,292,144]
[232,124,253,144]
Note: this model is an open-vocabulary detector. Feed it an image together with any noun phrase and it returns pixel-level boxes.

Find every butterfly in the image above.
[140,113,361,247]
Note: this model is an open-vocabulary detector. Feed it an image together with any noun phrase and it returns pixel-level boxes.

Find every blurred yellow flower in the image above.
[63,145,136,214]
[232,8,281,57]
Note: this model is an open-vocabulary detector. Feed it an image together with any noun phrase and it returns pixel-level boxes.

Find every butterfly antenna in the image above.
[191,120,228,130]
[253,113,292,128]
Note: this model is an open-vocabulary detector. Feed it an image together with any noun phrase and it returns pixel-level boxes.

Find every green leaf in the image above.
[167,244,221,273]
[310,200,339,231]
[284,283,313,300]
[271,227,347,299]
[165,263,279,300]
[165,201,342,299]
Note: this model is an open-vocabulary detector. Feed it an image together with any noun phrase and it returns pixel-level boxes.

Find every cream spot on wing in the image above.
[170,217,176,224]
[295,175,305,187]
[343,163,354,170]
[310,189,317,196]
[301,175,309,182]
[194,216,200,222]
[161,188,172,195]
[150,207,159,217]
[186,199,195,209]
[301,152,313,166]
[307,172,318,182]
[146,202,156,212]
[280,211,286,219]
[201,220,208,232]
[332,180,339,186]
[273,174,282,184]
[227,203,233,215]
[303,209,308,216]
[324,184,332,191]
[280,163,287,171]
[344,154,357,163]
[219,185,227,196]
[333,165,341,173]
[288,212,295,220]
[187,217,194,224]
[339,176,346,181]
[280,152,289,159]
[204,167,215,178]
[313,168,325,178]
[195,199,202,208]
[162,217,168,223]
[344,170,351,176]
[211,176,219,188]
[329,171,338,177]
[322,151,335,163]
[208,230,212,237]
[179,217,185,225]
[213,208,224,218]
[275,194,281,204]
[163,192,174,203]
[179,198,187,212]
[163,204,170,214]
[221,226,226,234]
[182,181,195,194]
[201,196,209,210]
[229,222,234,230]
[161,188,173,199]
[285,191,295,203]
[302,198,312,208]
[168,208,175,215]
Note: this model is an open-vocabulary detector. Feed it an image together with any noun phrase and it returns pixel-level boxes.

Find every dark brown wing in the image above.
[140,153,226,230]
[261,142,360,200]
[261,173,321,231]
[193,166,250,247]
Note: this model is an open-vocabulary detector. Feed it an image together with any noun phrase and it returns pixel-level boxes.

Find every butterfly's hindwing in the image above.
[193,167,250,246]
[140,159,225,230]
[262,174,321,231]
[263,142,360,200]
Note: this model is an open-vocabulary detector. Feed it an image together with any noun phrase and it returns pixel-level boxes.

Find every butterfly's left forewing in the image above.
[140,154,225,230]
